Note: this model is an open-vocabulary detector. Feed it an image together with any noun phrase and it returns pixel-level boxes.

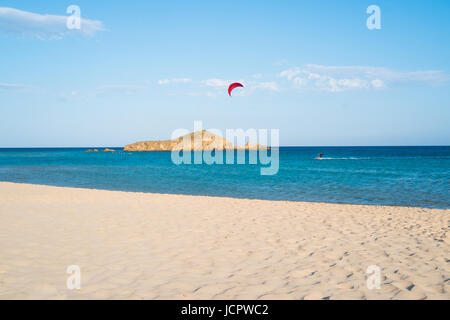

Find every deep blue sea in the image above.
[0,147,449,209]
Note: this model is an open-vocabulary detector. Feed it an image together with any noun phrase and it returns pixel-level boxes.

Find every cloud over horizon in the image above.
[279,64,448,92]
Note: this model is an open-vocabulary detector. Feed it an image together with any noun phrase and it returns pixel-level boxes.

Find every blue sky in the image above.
[1,0,449,147]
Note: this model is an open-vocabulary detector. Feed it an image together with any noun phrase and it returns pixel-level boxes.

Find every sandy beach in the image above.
[0,182,448,300]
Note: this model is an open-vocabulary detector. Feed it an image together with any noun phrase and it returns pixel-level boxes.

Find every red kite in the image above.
[228,82,244,97]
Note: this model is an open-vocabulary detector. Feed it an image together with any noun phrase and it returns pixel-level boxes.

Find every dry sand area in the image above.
[0,182,449,300]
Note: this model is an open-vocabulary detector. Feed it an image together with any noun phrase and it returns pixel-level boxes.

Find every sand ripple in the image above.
[0,182,448,300]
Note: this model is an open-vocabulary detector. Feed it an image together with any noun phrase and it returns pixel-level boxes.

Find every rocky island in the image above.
[85,148,116,153]
[123,130,268,152]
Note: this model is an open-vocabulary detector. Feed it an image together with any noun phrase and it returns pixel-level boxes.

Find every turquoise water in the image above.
[0,147,449,208]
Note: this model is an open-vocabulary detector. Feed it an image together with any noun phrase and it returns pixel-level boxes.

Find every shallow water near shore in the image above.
[0,146,449,208]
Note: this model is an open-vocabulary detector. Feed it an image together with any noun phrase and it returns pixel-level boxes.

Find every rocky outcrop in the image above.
[236,142,269,151]
[102,148,116,152]
[85,149,99,153]
[123,130,268,152]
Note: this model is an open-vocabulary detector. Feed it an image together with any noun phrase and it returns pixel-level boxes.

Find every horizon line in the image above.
[1,145,449,149]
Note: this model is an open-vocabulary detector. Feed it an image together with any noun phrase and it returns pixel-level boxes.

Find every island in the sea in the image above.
[123,130,268,152]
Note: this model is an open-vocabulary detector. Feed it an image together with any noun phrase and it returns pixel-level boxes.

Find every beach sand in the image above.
[0,182,448,300]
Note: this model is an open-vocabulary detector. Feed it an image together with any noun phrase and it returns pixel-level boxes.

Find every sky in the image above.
[0,0,449,147]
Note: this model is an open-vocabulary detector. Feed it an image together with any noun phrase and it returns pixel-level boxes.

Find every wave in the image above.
[317,157,371,160]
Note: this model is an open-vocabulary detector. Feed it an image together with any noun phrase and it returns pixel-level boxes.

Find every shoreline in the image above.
[0,181,447,210]
[0,182,449,299]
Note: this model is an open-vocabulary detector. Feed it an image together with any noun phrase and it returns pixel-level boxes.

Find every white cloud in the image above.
[168,91,218,98]
[159,77,281,95]
[280,64,448,92]
[304,64,448,84]
[371,79,385,89]
[403,70,448,83]
[58,85,149,101]
[307,73,321,80]
[293,77,307,87]
[273,59,289,67]
[251,81,280,92]
[0,7,103,39]
[202,78,230,88]
[157,79,170,85]
[59,90,81,101]
[165,78,283,96]
[96,85,147,96]
[0,82,31,90]
[279,67,301,81]
[188,91,217,98]
[338,78,369,89]
[158,78,192,85]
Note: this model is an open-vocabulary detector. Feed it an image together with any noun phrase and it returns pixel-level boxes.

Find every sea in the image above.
[0,146,449,209]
